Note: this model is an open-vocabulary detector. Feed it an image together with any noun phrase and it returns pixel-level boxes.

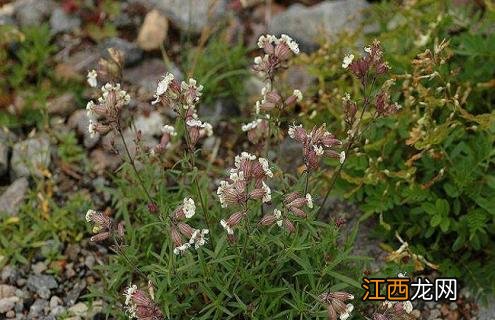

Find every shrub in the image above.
[303,0,495,296]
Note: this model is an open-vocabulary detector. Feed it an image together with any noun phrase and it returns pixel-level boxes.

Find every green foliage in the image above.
[88,147,363,318]
[9,24,56,88]
[183,34,250,105]
[305,0,495,296]
[0,188,91,267]
[56,131,87,165]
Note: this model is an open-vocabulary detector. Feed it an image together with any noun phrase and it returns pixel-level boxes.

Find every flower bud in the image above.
[177,222,195,238]
[90,231,110,242]
[259,214,277,226]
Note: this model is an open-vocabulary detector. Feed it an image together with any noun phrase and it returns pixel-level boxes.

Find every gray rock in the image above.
[100,38,143,67]
[50,305,66,317]
[0,285,16,299]
[49,295,62,309]
[199,99,240,126]
[47,93,77,116]
[31,261,47,275]
[144,0,227,33]
[84,255,95,269]
[62,48,100,74]
[11,136,51,178]
[0,177,29,216]
[1,266,17,284]
[65,280,86,306]
[26,275,57,299]
[0,15,15,26]
[28,299,48,318]
[68,110,99,149]
[478,297,495,320]
[68,302,88,317]
[14,0,54,27]
[278,137,303,172]
[244,76,265,100]
[50,7,81,34]
[0,297,18,313]
[268,0,368,51]
[124,59,182,94]
[285,65,317,94]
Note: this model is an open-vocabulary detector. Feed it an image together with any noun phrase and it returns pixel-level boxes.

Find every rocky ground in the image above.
[0,0,493,319]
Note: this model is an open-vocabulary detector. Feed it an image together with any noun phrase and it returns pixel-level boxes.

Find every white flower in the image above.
[274,209,283,227]
[342,93,351,102]
[220,219,234,235]
[280,34,300,54]
[364,46,372,54]
[216,181,229,208]
[288,124,302,139]
[182,198,196,219]
[254,56,262,64]
[189,229,209,249]
[152,73,174,105]
[258,157,273,178]
[261,181,271,203]
[85,209,96,222]
[203,122,213,136]
[257,34,277,48]
[305,194,313,209]
[293,89,303,102]
[255,100,261,114]
[124,284,137,305]
[342,54,354,69]
[261,84,270,97]
[241,119,261,132]
[403,301,413,313]
[229,170,245,183]
[86,101,97,120]
[339,304,354,320]
[173,243,191,255]
[234,152,257,168]
[161,125,177,136]
[339,151,346,164]
[87,70,98,88]
[186,119,213,136]
[88,120,98,138]
[313,145,324,156]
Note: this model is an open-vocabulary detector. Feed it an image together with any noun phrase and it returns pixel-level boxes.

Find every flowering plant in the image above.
[82,35,400,319]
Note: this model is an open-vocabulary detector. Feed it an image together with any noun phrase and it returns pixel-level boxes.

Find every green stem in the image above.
[318,76,376,215]
[117,125,155,206]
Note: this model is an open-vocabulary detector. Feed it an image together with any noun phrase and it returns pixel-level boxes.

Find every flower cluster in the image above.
[151,74,212,152]
[241,118,269,144]
[169,198,209,255]
[254,86,303,114]
[319,291,355,320]
[253,34,299,79]
[342,40,390,82]
[124,284,164,320]
[151,72,203,109]
[86,82,131,138]
[371,301,415,320]
[259,192,313,233]
[288,124,344,171]
[217,152,273,241]
[150,125,177,156]
[184,107,213,148]
[375,90,401,117]
[85,209,124,242]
